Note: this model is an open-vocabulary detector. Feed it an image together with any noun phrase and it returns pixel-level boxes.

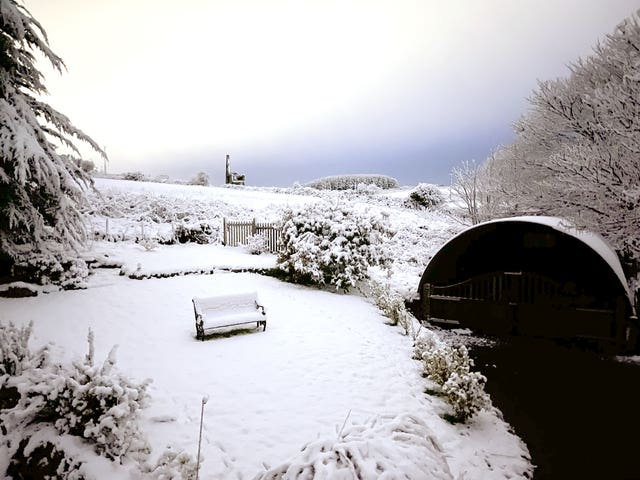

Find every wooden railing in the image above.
[421,271,633,351]
[223,218,282,253]
[428,271,562,304]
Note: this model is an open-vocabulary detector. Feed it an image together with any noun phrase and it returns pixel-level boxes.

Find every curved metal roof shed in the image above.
[417,217,637,352]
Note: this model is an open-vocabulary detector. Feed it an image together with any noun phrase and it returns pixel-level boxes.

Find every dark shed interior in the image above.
[417,218,636,351]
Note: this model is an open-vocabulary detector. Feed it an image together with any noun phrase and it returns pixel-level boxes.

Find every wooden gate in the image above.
[223,218,282,253]
[422,271,628,349]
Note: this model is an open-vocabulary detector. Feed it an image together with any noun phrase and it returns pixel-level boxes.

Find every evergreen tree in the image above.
[0,0,105,272]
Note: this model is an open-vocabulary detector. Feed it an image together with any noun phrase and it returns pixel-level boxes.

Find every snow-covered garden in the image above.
[0,178,532,479]
[3,1,639,477]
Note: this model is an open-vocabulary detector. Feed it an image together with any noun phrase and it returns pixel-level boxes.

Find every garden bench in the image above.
[192,292,267,340]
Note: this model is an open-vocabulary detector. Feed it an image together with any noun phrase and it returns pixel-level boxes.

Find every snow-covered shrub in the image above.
[255,413,453,480]
[1,329,151,462]
[141,448,198,480]
[441,369,491,423]
[420,343,467,385]
[7,437,85,480]
[174,222,216,244]
[277,202,391,290]
[47,346,151,460]
[405,183,445,210]
[0,321,51,416]
[123,171,146,181]
[415,341,490,422]
[189,171,209,186]
[306,174,399,191]
[139,238,160,251]
[246,233,269,255]
[80,159,96,173]
[0,321,35,376]
[355,182,383,195]
[412,334,440,361]
[367,280,414,336]
[11,251,89,289]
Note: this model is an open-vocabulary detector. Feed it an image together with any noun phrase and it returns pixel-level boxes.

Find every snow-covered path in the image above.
[1,269,530,479]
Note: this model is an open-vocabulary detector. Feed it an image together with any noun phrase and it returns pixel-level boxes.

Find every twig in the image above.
[336,409,352,442]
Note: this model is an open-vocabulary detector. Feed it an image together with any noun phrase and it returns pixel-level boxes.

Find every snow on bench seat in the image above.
[192,292,266,340]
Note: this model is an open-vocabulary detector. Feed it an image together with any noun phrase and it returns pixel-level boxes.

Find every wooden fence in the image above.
[223,218,283,252]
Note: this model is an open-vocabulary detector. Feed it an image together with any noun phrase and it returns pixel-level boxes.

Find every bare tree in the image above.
[482,10,640,255]
[451,160,482,225]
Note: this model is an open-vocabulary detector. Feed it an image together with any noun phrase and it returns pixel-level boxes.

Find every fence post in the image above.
[423,283,432,321]
[252,218,256,236]
[223,218,227,246]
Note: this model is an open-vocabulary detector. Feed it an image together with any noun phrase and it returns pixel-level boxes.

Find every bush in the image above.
[414,340,490,422]
[140,449,198,480]
[80,160,96,173]
[306,174,399,190]
[0,321,47,377]
[367,280,417,337]
[441,369,491,423]
[123,171,146,181]
[189,171,209,186]
[355,182,382,195]
[174,222,216,244]
[246,233,269,255]
[7,437,85,480]
[405,184,444,210]
[0,323,200,478]
[0,326,151,464]
[11,252,89,289]
[255,413,452,480]
[277,202,391,290]
[46,345,151,460]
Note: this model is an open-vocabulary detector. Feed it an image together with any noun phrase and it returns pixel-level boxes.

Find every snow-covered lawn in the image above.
[1,243,530,479]
[1,180,532,478]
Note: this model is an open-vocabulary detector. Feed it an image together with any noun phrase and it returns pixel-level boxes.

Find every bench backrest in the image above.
[193,292,260,314]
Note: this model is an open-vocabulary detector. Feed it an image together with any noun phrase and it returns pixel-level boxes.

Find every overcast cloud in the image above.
[27,0,640,186]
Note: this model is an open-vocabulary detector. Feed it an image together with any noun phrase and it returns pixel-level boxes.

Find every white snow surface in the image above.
[1,179,532,478]
[1,265,530,479]
[92,177,319,210]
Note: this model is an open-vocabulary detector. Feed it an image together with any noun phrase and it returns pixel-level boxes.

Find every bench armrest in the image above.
[255,303,266,315]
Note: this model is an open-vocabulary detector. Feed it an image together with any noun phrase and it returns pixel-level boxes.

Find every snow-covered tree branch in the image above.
[0,0,106,276]
[481,10,640,257]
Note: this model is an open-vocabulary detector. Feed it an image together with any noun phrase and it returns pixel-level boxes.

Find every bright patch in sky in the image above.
[27,0,640,185]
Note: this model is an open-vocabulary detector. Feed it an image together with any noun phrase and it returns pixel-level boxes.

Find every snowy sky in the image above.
[26,0,639,186]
